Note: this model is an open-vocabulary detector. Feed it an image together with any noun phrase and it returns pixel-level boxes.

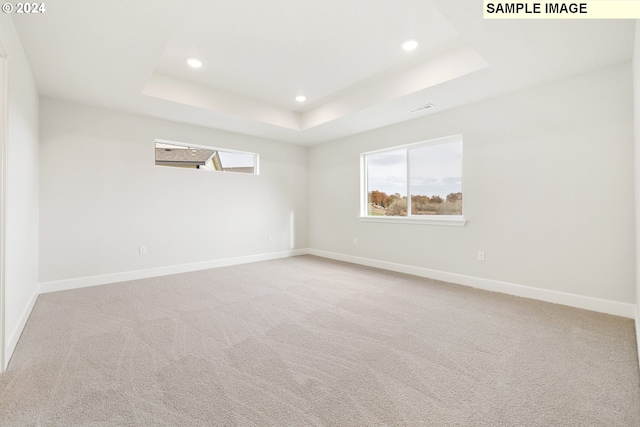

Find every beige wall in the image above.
[309,63,635,305]
[0,13,40,369]
[39,98,307,283]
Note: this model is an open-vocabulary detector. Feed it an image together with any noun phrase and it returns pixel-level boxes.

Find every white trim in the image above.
[308,249,636,319]
[359,216,466,226]
[636,307,640,373]
[361,134,463,155]
[4,288,38,370]
[360,134,463,219]
[5,247,634,371]
[155,138,259,175]
[0,48,7,372]
[39,249,307,294]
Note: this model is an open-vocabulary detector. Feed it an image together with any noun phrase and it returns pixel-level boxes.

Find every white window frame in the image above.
[155,139,259,175]
[360,134,466,226]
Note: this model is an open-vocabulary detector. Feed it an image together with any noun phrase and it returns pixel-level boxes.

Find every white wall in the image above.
[0,14,40,369]
[39,98,307,284]
[309,63,635,306]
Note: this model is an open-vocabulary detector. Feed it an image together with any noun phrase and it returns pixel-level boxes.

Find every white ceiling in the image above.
[11,0,636,145]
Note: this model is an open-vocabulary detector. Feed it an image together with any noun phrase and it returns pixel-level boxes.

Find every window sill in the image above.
[359,215,467,227]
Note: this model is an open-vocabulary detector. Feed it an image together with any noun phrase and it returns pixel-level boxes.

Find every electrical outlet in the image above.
[353,237,358,245]
[139,245,147,255]
[477,250,485,261]
[268,235,272,242]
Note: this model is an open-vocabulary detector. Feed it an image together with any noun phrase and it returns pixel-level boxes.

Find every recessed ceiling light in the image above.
[186,57,202,68]
[296,96,306,102]
[402,40,418,51]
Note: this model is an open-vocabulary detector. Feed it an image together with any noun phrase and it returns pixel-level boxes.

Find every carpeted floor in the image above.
[0,255,639,426]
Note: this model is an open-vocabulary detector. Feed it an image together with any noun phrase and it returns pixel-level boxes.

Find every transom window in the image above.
[361,135,463,224]
[155,140,258,175]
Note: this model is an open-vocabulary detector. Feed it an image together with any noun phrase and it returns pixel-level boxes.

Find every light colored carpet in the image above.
[0,255,639,426]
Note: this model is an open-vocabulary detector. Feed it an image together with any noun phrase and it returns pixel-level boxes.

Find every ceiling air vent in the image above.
[408,103,434,113]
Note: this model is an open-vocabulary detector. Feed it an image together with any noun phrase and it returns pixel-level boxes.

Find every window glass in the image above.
[366,149,407,216]
[155,141,257,174]
[409,141,462,215]
[363,136,462,218]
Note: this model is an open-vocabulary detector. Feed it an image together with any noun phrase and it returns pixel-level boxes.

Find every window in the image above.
[155,140,258,174]
[361,135,464,225]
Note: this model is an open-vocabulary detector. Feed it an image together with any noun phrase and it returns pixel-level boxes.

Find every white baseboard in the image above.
[5,287,38,369]
[308,249,636,319]
[636,308,640,372]
[37,248,636,319]
[17,248,635,375]
[39,249,307,294]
